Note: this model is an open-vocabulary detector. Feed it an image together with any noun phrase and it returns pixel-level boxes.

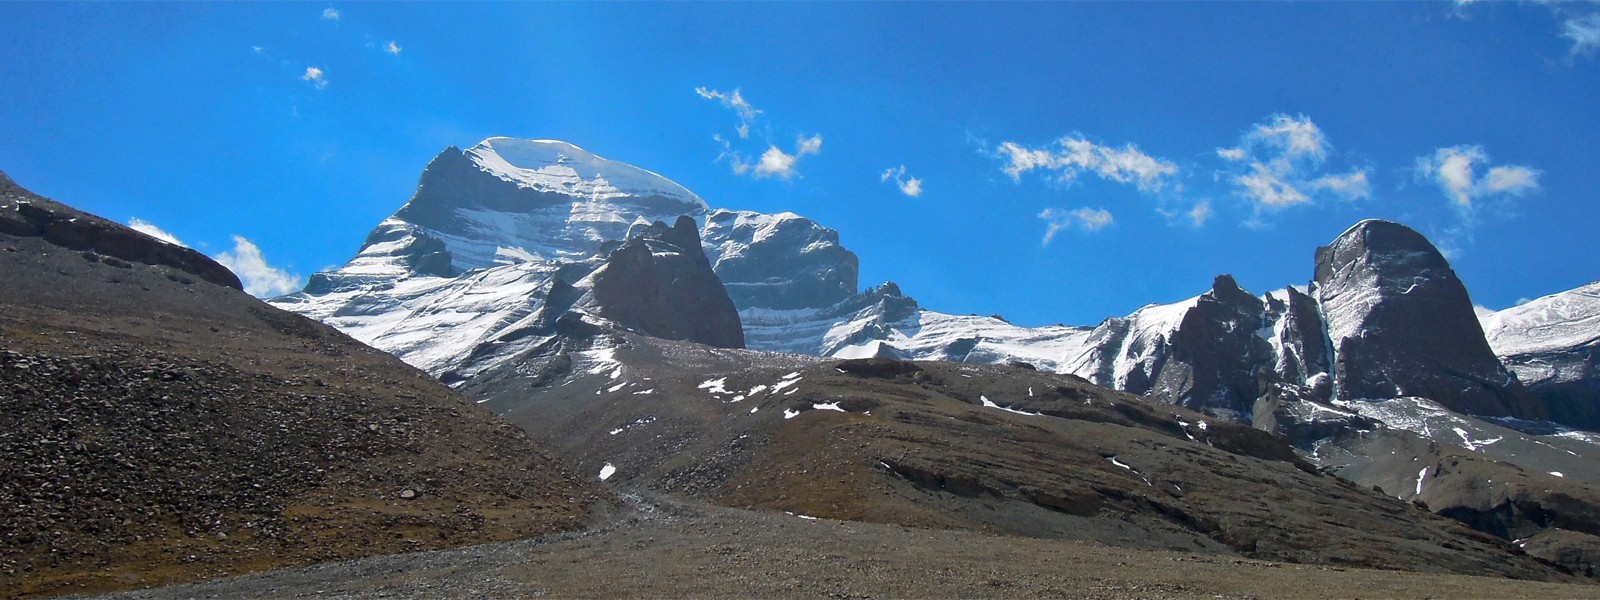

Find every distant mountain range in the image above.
[272,137,1598,430]
[262,137,1600,577]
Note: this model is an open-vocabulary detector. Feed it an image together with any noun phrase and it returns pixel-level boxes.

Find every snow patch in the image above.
[598,463,617,481]
[980,395,1040,416]
[698,377,729,394]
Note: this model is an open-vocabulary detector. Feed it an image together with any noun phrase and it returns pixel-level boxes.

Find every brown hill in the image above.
[0,174,611,597]
[467,332,1574,582]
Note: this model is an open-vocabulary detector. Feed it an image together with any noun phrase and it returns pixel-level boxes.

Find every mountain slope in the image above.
[461,331,1567,581]
[0,174,608,597]
[1483,281,1600,430]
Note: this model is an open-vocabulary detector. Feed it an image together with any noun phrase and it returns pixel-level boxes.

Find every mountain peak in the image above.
[467,137,707,209]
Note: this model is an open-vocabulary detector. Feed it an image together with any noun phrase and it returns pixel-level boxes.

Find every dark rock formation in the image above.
[1263,285,1333,399]
[0,171,243,290]
[1150,275,1277,419]
[1315,220,1538,418]
[589,215,744,348]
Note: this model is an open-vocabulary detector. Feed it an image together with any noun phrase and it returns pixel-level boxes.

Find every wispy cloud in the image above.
[1186,201,1212,228]
[695,87,761,139]
[1417,145,1540,209]
[384,40,402,55]
[322,7,340,21]
[127,218,186,247]
[1563,12,1600,56]
[881,165,923,198]
[1218,114,1369,215]
[1038,207,1113,245]
[997,136,1178,193]
[1453,2,1600,59]
[302,66,328,89]
[215,236,302,298]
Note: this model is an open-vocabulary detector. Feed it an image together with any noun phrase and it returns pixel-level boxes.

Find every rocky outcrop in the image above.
[587,216,744,348]
[0,171,243,290]
[1150,275,1277,419]
[1315,220,1538,418]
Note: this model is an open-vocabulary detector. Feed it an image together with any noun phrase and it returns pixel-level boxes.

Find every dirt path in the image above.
[87,494,1597,599]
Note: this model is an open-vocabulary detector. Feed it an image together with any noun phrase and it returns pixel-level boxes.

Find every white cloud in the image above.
[881,166,923,198]
[695,87,762,139]
[1234,162,1310,207]
[1220,114,1368,212]
[384,40,402,55]
[214,236,303,298]
[731,134,822,180]
[1186,201,1213,228]
[127,218,186,247]
[1244,114,1328,161]
[1038,207,1113,245]
[322,7,340,21]
[302,66,328,89]
[1308,171,1372,201]
[1564,13,1600,56]
[997,136,1178,193]
[1416,145,1541,208]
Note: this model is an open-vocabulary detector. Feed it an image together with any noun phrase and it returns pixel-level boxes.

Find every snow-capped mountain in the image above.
[274,137,1591,437]
[1481,281,1600,430]
[271,139,739,377]
[268,138,1600,575]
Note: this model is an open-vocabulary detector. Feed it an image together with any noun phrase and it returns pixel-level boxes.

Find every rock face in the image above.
[1482,281,1600,430]
[587,216,743,348]
[0,171,243,290]
[700,209,859,311]
[1315,220,1535,418]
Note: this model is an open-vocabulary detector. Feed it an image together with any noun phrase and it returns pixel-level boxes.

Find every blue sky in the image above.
[2,2,1597,325]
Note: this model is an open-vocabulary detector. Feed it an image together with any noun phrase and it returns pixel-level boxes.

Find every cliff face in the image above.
[588,216,744,349]
[1315,220,1538,419]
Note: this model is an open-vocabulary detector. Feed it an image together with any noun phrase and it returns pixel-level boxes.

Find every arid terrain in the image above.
[0,175,611,597]
[89,494,1600,600]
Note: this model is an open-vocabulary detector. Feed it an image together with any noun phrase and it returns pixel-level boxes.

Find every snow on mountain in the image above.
[275,137,1592,441]
[1482,281,1600,383]
[273,258,575,377]
[273,138,734,378]
[700,209,859,312]
[470,137,705,206]
[387,138,708,275]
